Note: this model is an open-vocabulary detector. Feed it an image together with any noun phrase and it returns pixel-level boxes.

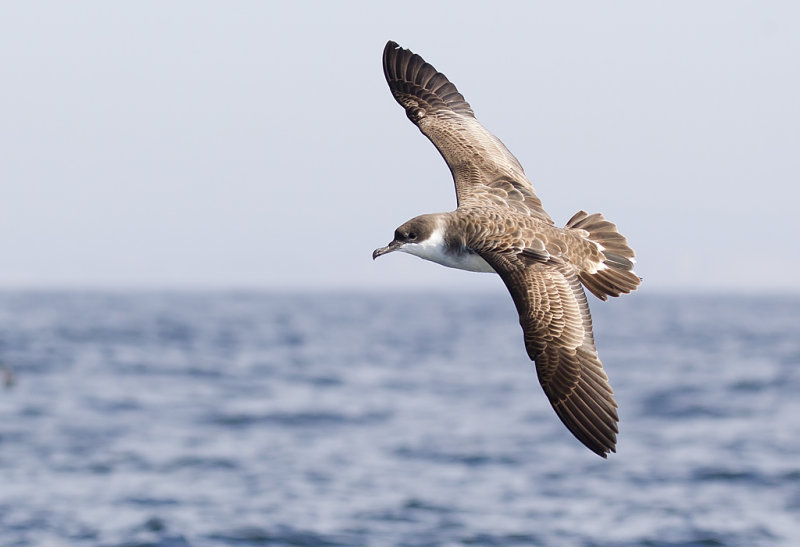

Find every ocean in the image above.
[0,291,798,546]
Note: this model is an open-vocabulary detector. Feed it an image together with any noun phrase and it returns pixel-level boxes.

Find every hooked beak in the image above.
[372,240,402,260]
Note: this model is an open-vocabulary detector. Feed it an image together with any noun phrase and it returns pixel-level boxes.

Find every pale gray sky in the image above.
[1,2,798,292]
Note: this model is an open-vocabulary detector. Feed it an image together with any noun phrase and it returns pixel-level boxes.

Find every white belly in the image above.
[435,250,497,273]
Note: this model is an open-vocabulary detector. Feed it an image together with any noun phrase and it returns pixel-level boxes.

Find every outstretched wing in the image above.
[480,250,619,457]
[383,41,552,223]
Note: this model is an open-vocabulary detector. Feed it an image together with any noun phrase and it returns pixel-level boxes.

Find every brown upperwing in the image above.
[480,250,619,457]
[383,41,552,223]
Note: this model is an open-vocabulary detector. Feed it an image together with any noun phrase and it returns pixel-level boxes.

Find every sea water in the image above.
[0,291,798,545]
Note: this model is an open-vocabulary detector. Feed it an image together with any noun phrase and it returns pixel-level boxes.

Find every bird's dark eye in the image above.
[408,232,417,241]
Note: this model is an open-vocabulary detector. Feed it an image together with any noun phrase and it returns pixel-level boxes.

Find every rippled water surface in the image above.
[0,291,799,545]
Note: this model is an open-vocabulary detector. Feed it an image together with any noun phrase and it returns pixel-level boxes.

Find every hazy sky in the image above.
[1,2,798,292]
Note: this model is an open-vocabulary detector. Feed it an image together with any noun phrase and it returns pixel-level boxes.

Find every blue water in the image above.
[0,291,798,546]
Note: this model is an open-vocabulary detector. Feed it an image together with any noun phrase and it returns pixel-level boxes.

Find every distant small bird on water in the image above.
[2,364,14,389]
[373,41,641,457]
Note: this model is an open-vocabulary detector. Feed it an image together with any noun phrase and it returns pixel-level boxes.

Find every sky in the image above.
[1,2,798,293]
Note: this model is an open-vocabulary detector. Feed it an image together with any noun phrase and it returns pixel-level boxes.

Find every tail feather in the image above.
[566,211,641,301]
[603,252,634,271]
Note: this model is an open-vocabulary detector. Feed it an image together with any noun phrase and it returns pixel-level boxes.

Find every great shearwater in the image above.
[373,41,641,457]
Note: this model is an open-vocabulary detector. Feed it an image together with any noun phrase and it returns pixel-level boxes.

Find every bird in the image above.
[373,41,641,457]
[2,364,14,389]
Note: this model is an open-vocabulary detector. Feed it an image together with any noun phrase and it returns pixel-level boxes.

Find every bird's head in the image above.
[372,215,440,260]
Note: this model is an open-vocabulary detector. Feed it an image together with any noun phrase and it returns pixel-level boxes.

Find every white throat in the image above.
[399,225,496,273]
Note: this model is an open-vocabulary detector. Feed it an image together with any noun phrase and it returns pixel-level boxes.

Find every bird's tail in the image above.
[566,211,641,301]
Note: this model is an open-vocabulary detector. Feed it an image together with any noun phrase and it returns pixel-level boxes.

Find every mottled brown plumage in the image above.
[374,41,641,457]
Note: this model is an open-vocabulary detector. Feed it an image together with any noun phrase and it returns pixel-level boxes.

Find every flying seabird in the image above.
[373,41,641,457]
